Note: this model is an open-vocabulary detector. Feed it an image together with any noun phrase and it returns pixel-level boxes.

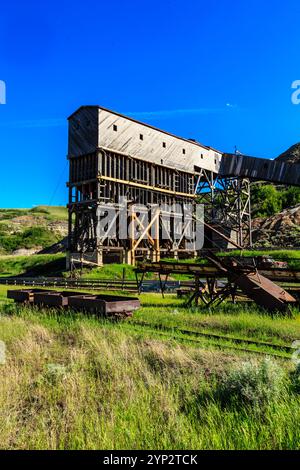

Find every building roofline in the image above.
[67,105,222,155]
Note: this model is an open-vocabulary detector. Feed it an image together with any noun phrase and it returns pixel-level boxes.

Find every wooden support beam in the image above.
[98,175,196,198]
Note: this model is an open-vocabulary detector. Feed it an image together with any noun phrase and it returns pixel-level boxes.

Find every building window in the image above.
[113,124,118,131]
[140,134,143,140]
[161,159,164,165]
[201,154,203,159]
[214,159,217,164]
[162,142,166,148]
[182,148,186,154]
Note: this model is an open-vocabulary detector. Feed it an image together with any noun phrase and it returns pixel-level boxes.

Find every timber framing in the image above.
[67,106,253,268]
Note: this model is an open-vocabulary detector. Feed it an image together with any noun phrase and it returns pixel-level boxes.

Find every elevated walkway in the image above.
[219,153,300,186]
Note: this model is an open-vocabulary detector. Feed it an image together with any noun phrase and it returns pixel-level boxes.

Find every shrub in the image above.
[217,358,286,408]
[43,363,67,384]
[0,227,58,253]
[251,184,300,218]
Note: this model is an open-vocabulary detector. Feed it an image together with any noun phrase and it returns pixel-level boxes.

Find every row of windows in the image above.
[111,124,219,164]
[112,124,189,155]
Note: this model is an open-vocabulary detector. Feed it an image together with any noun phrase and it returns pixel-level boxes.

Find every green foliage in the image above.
[251,185,282,217]
[217,358,286,408]
[281,187,300,208]
[0,206,68,254]
[0,209,26,221]
[0,227,59,253]
[22,227,58,248]
[251,184,300,217]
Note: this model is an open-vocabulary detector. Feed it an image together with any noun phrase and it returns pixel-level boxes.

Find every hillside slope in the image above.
[0,206,67,255]
[252,204,300,247]
[250,142,300,246]
[276,142,300,164]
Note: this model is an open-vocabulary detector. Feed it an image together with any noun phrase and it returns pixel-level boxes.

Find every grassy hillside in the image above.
[0,205,68,222]
[0,254,65,277]
[0,206,67,255]
[0,249,299,279]
[0,286,300,449]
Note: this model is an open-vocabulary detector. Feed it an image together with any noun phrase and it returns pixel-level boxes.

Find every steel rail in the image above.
[129,320,293,357]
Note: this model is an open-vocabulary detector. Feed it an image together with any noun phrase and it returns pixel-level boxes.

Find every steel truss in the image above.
[195,169,252,249]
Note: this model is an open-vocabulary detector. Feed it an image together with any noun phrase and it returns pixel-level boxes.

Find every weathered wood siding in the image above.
[98,108,222,173]
[68,107,99,157]
[68,106,222,174]
[68,106,300,187]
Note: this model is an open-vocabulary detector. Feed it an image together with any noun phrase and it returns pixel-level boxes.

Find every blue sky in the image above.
[0,0,300,208]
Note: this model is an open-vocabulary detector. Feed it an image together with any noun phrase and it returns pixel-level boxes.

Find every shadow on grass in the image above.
[8,257,66,278]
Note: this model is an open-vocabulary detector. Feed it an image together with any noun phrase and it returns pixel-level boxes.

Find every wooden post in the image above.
[130,207,135,266]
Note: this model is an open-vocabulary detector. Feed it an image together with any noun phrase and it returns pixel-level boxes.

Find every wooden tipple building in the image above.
[67,105,299,267]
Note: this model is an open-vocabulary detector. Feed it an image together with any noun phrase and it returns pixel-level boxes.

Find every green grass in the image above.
[29,205,68,221]
[80,249,299,281]
[0,256,152,279]
[80,263,156,280]
[0,254,65,277]
[131,295,300,345]
[220,249,300,260]
[0,205,68,222]
[80,263,136,280]
[218,249,300,269]
[0,285,300,449]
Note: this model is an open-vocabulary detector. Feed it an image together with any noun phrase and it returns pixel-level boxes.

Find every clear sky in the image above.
[0,0,300,208]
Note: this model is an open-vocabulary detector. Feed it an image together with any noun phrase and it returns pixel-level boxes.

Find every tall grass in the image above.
[133,294,300,344]
[0,304,300,449]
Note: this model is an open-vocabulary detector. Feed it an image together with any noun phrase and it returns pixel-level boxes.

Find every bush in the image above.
[43,363,67,384]
[217,358,286,408]
[251,185,282,217]
[0,227,58,253]
[281,187,300,208]
[251,184,300,218]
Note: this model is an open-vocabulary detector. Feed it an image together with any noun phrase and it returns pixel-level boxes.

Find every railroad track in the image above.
[0,277,139,292]
[1,277,299,294]
[1,279,296,358]
[128,320,294,359]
